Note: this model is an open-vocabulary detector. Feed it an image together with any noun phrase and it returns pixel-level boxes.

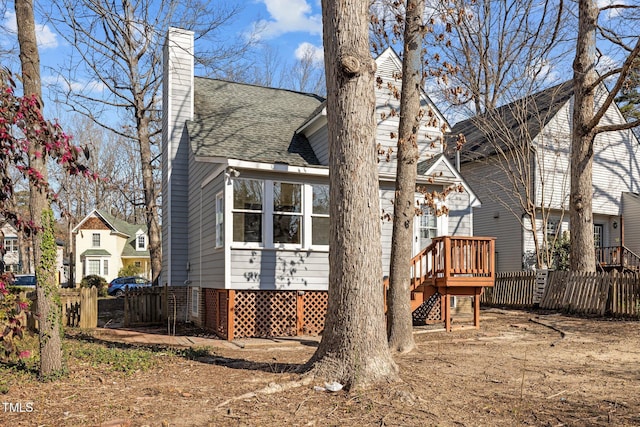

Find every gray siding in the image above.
[447,190,473,236]
[188,157,225,289]
[462,159,524,271]
[623,193,640,255]
[307,125,329,166]
[162,28,193,286]
[230,249,329,290]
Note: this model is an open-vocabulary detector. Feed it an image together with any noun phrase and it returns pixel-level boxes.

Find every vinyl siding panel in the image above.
[461,159,524,271]
[623,193,640,255]
[230,249,329,290]
[307,125,329,166]
[188,158,225,289]
[447,190,473,236]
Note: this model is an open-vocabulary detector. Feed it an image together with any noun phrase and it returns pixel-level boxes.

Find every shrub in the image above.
[80,275,108,297]
[0,275,30,362]
[118,264,142,278]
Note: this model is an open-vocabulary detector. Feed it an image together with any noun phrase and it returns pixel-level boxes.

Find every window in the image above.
[233,179,263,243]
[273,182,302,244]
[137,235,146,250]
[418,206,438,245]
[103,259,109,276]
[191,287,200,316]
[546,221,558,239]
[92,233,100,247]
[215,192,224,247]
[134,261,142,268]
[87,259,100,275]
[3,239,17,253]
[594,224,604,248]
[311,184,329,246]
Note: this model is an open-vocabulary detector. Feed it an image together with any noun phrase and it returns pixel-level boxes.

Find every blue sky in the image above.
[0,0,325,121]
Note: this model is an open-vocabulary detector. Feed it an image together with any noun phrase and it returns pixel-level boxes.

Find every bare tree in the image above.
[45,0,248,284]
[386,0,426,354]
[286,44,326,95]
[569,0,640,271]
[436,0,567,115]
[455,83,574,270]
[306,0,398,388]
[15,0,63,377]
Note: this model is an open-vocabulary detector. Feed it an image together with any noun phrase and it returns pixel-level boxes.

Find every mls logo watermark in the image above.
[2,402,34,413]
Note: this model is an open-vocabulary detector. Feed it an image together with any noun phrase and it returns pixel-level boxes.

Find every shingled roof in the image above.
[449,81,574,162]
[96,210,149,258]
[186,78,325,167]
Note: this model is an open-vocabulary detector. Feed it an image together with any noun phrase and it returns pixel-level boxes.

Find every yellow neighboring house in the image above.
[73,209,151,285]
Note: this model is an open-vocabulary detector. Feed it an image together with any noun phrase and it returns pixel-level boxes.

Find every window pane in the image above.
[233,212,262,242]
[92,233,100,247]
[312,217,329,245]
[233,179,262,210]
[273,182,301,213]
[273,215,301,244]
[103,260,109,275]
[88,259,100,275]
[312,184,329,215]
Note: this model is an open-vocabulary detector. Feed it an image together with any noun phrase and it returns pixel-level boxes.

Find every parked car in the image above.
[12,274,36,287]
[108,276,152,297]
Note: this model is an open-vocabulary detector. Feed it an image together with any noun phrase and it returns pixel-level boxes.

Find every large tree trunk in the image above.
[15,0,64,377]
[387,0,425,353]
[306,0,398,389]
[570,0,598,272]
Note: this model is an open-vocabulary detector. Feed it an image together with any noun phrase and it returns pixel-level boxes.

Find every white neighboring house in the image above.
[452,81,640,271]
[73,209,151,285]
[1,222,20,272]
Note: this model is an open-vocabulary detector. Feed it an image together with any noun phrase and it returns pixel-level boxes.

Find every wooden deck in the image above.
[596,246,640,272]
[388,236,496,331]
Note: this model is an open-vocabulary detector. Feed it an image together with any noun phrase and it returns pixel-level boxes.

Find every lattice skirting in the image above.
[203,289,327,340]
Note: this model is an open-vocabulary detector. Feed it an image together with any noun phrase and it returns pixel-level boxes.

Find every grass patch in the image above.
[68,341,162,374]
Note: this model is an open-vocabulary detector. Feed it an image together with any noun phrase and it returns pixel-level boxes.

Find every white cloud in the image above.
[42,74,106,95]
[295,42,323,64]
[253,0,322,39]
[3,11,59,50]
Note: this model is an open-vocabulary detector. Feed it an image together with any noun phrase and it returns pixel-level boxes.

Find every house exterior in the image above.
[162,28,481,337]
[1,222,21,272]
[452,81,640,271]
[72,209,151,285]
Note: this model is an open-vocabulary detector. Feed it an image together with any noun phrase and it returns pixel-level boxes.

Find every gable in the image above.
[78,216,111,231]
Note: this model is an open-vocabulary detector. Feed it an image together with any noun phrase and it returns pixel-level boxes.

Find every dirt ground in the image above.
[2,308,640,426]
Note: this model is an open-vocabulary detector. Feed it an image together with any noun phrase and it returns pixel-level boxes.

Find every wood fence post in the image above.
[296,291,304,335]
[227,290,235,340]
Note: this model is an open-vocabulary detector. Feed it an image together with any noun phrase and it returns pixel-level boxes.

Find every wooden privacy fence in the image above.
[22,287,98,329]
[124,286,166,327]
[482,271,537,307]
[483,270,640,318]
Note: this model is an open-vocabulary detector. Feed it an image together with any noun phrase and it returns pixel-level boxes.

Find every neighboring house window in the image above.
[191,287,199,316]
[3,239,17,253]
[233,179,263,243]
[92,233,100,247]
[594,224,604,248]
[215,192,224,248]
[87,259,100,275]
[137,235,146,250]
[134,261,142,268]
[273,182,302,244]
[311,184,329,246]
[546,221,558,239]
[103,260,109,276]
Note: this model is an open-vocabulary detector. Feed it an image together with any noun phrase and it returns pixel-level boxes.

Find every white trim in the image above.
[296,106,327,134]
[417,155,482,208]
[194,157,329,177]
[224,178,233,289]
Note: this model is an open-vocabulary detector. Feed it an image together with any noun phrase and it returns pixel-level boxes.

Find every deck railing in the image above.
[410,236,496,290]
[596,246,640,271]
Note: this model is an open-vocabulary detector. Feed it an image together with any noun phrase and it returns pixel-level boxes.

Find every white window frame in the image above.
[103,259,109,276]
[307,184,330,249]
[136,234,146,251]
[92,233,101,248]
[230,178,330,251]
[272,181,303,249]
[191,287,200,317]
[215,191,224,248]
[87,259,100,275]
[232,178,264,247]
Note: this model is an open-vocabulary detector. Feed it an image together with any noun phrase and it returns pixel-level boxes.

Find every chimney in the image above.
[162,27,194,288]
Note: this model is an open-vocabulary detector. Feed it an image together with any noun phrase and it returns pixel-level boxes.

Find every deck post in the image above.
[296,291,304,335]
[474,288,481,329]
[227,290,235,341]
[444,291,451,332]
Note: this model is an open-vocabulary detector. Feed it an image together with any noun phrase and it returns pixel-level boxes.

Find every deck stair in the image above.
[596,246,640,272]
[387,236,496,331]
